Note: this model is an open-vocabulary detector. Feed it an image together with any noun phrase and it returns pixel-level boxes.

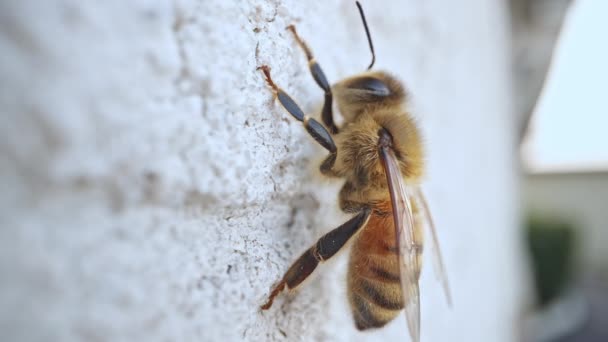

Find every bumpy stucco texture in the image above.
[0,0,524,341]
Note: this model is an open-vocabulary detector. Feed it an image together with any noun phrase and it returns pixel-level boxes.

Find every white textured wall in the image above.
[0,1,523,341]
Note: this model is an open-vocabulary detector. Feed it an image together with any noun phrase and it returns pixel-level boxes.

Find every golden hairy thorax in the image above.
[329,71,425,207]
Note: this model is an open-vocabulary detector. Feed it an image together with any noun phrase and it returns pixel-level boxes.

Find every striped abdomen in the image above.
[347,201,422,330]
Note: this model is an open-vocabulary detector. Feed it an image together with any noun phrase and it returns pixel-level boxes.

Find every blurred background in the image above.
[514,0,608,341]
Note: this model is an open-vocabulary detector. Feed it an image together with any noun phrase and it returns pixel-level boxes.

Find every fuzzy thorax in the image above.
[335,109,424,186]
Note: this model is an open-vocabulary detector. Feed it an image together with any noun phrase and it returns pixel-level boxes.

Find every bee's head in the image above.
[329,3,406,121]
[332,71,407,121]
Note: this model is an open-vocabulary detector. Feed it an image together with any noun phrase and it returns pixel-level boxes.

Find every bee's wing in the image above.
[379,147,420,342]
[414,187,452,306]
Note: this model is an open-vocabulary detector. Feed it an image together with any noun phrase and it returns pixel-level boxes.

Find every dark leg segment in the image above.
[304,117,335,152]
[320,153,338,176]
[287,25,338,134]
[261,207,371,310]
[258,65,336,154]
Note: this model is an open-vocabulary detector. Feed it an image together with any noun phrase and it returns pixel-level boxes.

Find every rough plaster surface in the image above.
[0,0,524,341]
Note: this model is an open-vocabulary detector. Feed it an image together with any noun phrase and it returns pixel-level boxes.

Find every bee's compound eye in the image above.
[348,77,391,96]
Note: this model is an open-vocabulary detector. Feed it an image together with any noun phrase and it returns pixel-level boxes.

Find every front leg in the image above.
[261,207,371,310]
[286,25,337,134]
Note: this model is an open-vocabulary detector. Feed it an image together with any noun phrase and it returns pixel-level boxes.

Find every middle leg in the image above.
[258,65,337,171]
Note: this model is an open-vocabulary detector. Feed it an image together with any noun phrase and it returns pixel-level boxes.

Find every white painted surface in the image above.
[0,1,523,341]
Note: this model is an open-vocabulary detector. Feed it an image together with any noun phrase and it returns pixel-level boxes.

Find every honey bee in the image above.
[258,2,451,341]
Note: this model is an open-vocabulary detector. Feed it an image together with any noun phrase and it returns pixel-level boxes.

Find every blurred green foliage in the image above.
[526,216,576,307]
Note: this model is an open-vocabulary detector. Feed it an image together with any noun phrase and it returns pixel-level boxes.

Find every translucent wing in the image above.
[414,187,453,306]
[379,147,420,342]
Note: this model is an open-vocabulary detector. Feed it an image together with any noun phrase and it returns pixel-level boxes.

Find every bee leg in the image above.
[286,25,337,134]
[338,181,368,213]
[261,207,371,310]
[319,153,338,176]
[258,65,337,154]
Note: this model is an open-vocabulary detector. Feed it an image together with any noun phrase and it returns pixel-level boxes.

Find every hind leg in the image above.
[261,208,371,310]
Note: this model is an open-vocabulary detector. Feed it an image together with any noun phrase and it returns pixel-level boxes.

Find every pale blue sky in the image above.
[521,0,608,173]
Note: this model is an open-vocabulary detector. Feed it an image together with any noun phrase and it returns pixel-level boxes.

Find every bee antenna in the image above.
[356,1,375,70]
